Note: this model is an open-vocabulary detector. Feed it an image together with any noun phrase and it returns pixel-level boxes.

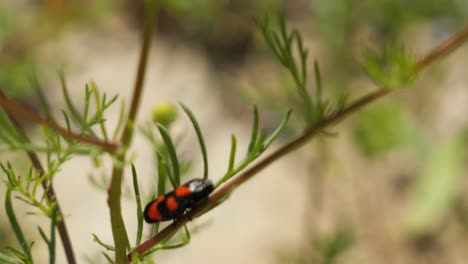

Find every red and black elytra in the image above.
[144,178,214,223]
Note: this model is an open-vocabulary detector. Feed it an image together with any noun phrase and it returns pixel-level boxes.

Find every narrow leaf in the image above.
[131,164,144,246]
[182,224,191,243]
[101,251,115,264]
[157,151,176,189]
[254,129,269,152]
[92,234,115,251]
[153,153,167,235]
[263,110,292,150]
[5,247,29,263]
[156,123,180,186]
[247,105,259,153]
[0,252,21,264]
[314,60,322,101]
[179,102,209,180]
[227,134,237,174]
[38,226,49,245]
[49,207,57,264]
[5,189,33,261]
[58,71,96,136]
[61,110,72,132]
[112,100,126,140]
[83,84,92,122]
[156,153,168,196]
[31,75,55,123]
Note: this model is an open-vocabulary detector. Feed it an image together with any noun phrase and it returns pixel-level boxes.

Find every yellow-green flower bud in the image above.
[152,103,178,127]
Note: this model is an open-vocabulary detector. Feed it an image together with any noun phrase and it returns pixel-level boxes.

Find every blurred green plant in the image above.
[406,136,465,236]
[0,5,37,96]
[314,228,354,264]
[277,228,354,264]
[0,1,117,97]
[314,0,467,85]
[353,99,422,157]
[361,45,417,89]
[256,15,348,130]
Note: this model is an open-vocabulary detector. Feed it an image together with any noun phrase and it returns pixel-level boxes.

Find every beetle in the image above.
[143,178,214,223]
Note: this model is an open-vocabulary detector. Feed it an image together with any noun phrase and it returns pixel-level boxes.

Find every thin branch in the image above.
[0,91,119,153]
[119,3,157,147]
[108,1,158,263]
[128,23,468,261]
[0,97,76,264]
[416,26,468,73]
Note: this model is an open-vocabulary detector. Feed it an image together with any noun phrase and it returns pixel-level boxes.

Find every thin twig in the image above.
[107,1,158,263]
[0,91,119,153]
[0,93,76,264]
[128,23,468,261]
[416,26,468,73]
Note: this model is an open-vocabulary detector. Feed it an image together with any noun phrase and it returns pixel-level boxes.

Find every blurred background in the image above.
[1,0,468,263]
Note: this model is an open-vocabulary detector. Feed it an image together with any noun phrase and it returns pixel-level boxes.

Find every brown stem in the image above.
[128,23,468,261]
[0,93,76,264]
[416,25,468,73]
[0,91,119,153]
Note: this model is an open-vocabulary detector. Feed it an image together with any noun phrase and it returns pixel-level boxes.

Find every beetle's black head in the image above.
[184,178,214,204]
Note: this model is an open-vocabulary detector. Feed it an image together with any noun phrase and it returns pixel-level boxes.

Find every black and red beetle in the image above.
[143,178,214,223]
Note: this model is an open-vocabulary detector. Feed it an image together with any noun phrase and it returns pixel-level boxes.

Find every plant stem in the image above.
[107,1,158,263]
[0,91,119,153]
[128,23,468,260]
[0,93,76,264]
[108,162,130,263]
[416,26,468,73]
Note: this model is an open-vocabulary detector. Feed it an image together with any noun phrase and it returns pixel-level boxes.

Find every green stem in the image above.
[107,1,158,263]
[108,163,130,263]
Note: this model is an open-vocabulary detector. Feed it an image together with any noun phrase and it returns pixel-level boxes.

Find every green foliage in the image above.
[162,0,217,18]
[256,15,348,129]
[38,206,58,264]
[0,252,22,264]
[153,154,167,235]
[59,76,120,141]
[277,228,355,264]
[156,123,181,187]
[314,0,467,87]
[256,15,311,121]
[215,106,291,188]
[256,15,309,91]
[2,163,54,217]
[131,164,144,247]
[180,102,209,180]
[353,100,421,156]
[1,75,122,263]
[362,45,417,89]
[314,228,355,264]
[4,189,34,264]
[406,136,465,236]
[0,1,117,97]
[0,6,36,96]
